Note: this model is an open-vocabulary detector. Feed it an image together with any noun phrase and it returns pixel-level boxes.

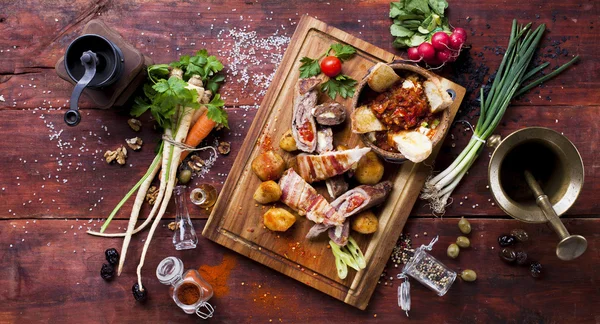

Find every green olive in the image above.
[447,243,460,259]
[178,169,192,184]
[456,236,471,248]
[458,217,471,234]
[460,269,477,282]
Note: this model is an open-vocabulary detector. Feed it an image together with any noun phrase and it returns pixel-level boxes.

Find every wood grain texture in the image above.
[1,218,598,323]
[202,16,465,310]
[0,0,599,322]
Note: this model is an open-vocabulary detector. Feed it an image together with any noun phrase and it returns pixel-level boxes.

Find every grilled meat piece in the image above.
[292,77,321,152]
[296,147,370,183]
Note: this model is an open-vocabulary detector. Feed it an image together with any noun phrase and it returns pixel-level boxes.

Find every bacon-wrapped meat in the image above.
[296,147,370,183]
[278,169,344,226]
[330,181,393,218]
[292,77,321,153]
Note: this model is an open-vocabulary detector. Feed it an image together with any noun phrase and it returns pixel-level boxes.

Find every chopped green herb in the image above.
[299,57,321,78]
[421,121,429,128]
[328,43,357,61]
[321,74,358,100]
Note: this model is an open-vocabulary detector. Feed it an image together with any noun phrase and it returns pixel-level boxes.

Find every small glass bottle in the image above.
[189,184,218,208]
[402,246,456,296]
[156,256,215,319]
[173,186,198,250]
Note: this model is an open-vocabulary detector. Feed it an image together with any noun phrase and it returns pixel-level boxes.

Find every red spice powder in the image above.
[198,254,237,298]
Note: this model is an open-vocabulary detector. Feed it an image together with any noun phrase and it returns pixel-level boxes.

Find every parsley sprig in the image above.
[132,50,228,128]
[298,43,358,99]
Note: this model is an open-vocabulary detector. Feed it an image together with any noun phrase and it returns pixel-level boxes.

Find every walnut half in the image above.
[145,186,158,205]
[128,118,142,132]
[104,146,128,165]
[126,137,143,151]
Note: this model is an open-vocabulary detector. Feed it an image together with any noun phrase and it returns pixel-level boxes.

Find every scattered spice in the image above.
[198,254,237,298]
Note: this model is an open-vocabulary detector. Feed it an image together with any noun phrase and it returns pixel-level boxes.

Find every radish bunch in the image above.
[407,28,467,66]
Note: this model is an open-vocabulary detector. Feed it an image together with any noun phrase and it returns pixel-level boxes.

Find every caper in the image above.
[460,269,477,282]
[458,217,471,234]
[178,169,192,184]
[447,243,460,259]
[456,236,471,248]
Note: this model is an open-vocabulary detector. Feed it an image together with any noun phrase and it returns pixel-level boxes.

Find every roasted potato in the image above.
[312,102,346,126]
[263,208,296,232]
[253,181,282,204]
[351,106,387,134]
[279,129,297,152]
[367,62,401,92]
[251,151,286,181]
[351,211,378,234]
[355,152,385,185]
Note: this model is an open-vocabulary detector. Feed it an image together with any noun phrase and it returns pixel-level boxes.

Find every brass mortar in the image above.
[488,127,587,260]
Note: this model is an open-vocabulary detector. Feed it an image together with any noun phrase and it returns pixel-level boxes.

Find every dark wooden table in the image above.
[1,0,599,323]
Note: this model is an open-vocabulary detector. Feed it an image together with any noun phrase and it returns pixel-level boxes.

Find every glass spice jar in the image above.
[402,246,457,296]
[189,184,217,208]
[173,186,198,250]
[156,256,215,319]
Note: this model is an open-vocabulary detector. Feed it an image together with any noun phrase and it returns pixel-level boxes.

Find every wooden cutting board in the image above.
[203,15,465,310]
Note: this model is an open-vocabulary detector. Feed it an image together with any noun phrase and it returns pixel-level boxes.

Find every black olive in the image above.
[105,248,120,265]
[101,263,114,280]
[498,234,516,247]
[510,229,529,242]
[530,262,542,278]
[132,282,148,302]
[515,250,528,265]
[499,248,516,263]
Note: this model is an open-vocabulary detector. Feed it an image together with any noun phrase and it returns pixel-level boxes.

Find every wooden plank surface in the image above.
[0,0,599,322]
[1,218,598,323]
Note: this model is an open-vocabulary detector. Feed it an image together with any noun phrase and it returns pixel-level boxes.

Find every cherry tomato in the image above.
[320,56,342,77]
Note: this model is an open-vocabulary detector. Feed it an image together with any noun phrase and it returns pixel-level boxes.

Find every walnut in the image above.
[104,146,127,165]
[188,155,205,172]
[128,118,142,132]
[218,141,231,155]
[168,222,179,231]
[145,186,158,205]
[201,90,212,104]
[126,137,143,151]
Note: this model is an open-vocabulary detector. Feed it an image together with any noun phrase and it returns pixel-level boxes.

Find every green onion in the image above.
[421,20,579,214]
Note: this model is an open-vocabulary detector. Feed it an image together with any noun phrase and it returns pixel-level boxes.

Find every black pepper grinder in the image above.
[63,34,124,126]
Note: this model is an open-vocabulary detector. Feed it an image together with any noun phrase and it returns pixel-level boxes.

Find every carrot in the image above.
[179,111,217,163]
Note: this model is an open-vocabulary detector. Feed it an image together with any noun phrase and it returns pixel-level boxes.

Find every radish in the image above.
[452,27,467,38]
[417,43,436,62]
[436,49,453,63]
[431,32,450,51]
[449,32,466,50]
[407,47,421,61]
[424,55,442,66]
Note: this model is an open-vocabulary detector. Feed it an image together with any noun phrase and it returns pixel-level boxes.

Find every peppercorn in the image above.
[105,248,120,265]
[132,282,148,302]
[101,263,114,280]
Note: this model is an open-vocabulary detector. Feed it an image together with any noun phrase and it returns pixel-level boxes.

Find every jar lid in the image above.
[156,256,184,285]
